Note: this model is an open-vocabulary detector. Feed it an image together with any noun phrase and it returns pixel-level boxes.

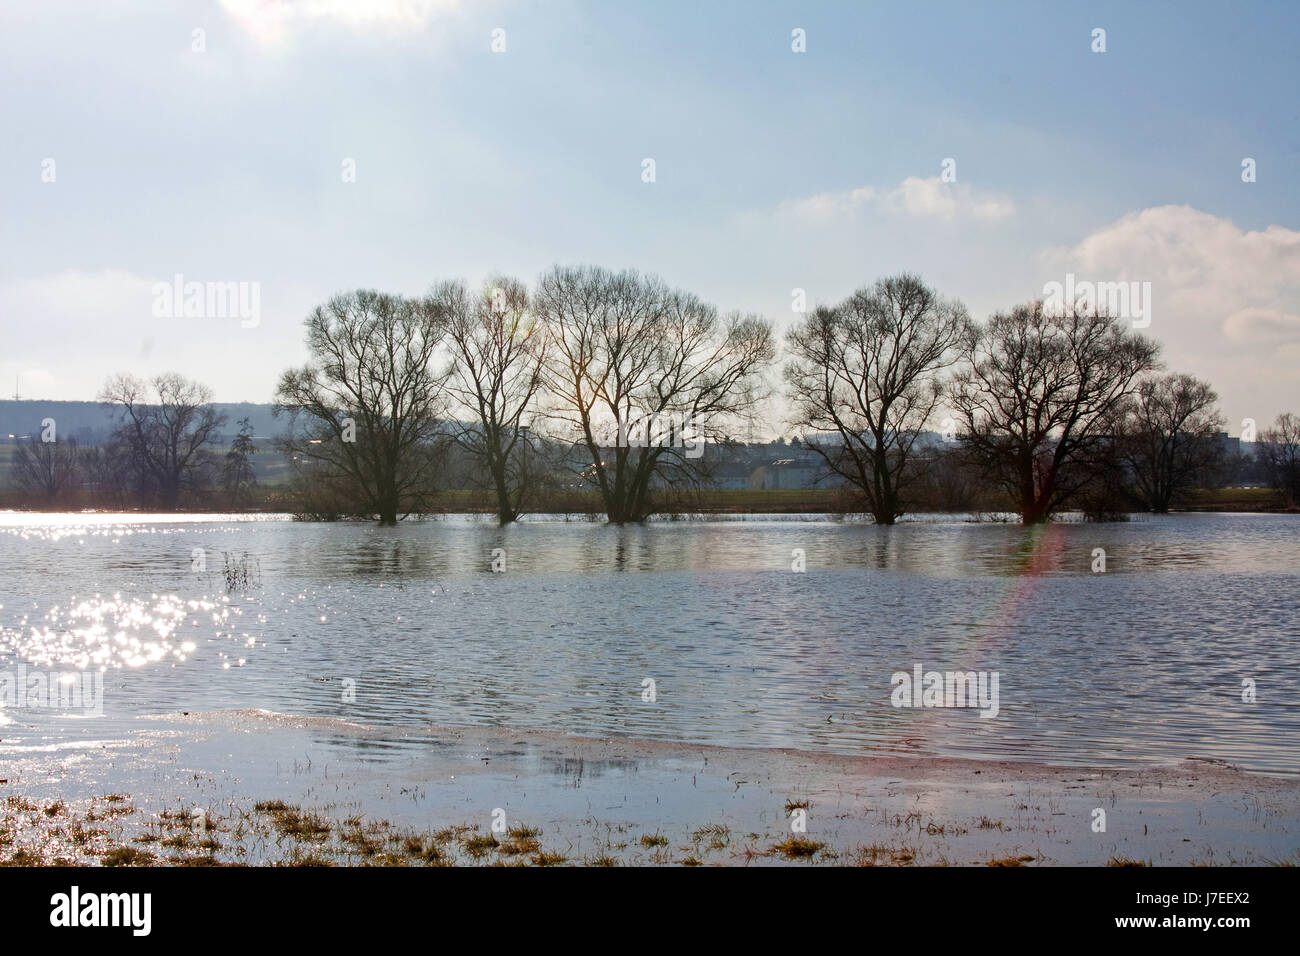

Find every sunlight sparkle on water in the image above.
[0,593,222,670]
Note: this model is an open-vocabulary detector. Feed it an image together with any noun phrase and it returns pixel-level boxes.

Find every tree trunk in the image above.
[493,460,516,525]
[377,480,399,525]
[160,479,180,511]
[1021,493,1052,524]
[1021,475,1051,523]
[872,497,897,525]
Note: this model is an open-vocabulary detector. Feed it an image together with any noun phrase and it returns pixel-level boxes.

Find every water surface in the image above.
[1,512,1297,773]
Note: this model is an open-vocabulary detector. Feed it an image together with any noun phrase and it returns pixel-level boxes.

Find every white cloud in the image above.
[1041,205,1300,343]
[1039,205,1300,428]
[779,176,1014,223]
[1223,307,1300,343]
[218,0,460,45]
[779,186,877,219]
[888,176,1015,222]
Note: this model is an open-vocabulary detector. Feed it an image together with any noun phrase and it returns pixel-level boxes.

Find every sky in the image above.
[1,0,1297,437]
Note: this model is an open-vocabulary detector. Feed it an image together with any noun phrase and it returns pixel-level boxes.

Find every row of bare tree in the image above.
[273,266,774,525]
[12,267,1298,524]
[272,267,1296,525]
[12,374,256,507]
[783,275,1250,523]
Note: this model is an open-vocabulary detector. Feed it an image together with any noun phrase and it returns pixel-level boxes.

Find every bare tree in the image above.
[435,276,547,524]
[80,432,136,507]
[1120,373,1223,512]
[535,265,774,523]
[952,302,1161,523]
[1071,404,1138,521]
[98,373,226,509]
[274,290,450,525]
[1257,412,1300,505]
[12,434,80,502]
[785,274,970,524]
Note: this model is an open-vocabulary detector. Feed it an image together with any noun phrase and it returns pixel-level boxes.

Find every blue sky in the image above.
[1,0,1296,434]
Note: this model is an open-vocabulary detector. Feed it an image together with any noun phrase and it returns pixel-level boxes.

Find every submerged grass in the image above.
[254,801,332,841]
[0,790,1256,868]
[770,837,825,859]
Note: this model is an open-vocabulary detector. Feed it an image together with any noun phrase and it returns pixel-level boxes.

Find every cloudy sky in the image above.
[1,0,1296,435]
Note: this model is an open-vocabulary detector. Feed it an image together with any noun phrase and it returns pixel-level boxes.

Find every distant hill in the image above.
[0,400,284,442]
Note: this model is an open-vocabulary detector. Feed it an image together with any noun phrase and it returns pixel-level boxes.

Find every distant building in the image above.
[1215,432,1241,460]
[707,460,754,491]
[750,456,831,490]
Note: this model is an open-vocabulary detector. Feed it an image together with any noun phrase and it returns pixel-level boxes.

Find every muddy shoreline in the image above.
[2,710,1296,866]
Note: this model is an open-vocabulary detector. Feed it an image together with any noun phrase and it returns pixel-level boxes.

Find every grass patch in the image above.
[102,846,156,866]
[500,836,541,856]
[461,833,499,858]
[254,802,332,842]
[1,848,47,866]
[400,834,447,863]
[771,837,825,859]
[852,844,916,866]
[692,824,731,850]
[339,824,386,857]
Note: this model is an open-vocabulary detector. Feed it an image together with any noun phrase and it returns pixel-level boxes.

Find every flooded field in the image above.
[1,511,1297,773]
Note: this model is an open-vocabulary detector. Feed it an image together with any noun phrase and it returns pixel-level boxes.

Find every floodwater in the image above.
[1,511,1298,773]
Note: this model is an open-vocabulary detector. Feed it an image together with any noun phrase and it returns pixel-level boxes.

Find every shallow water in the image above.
[1,512,1297,772]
